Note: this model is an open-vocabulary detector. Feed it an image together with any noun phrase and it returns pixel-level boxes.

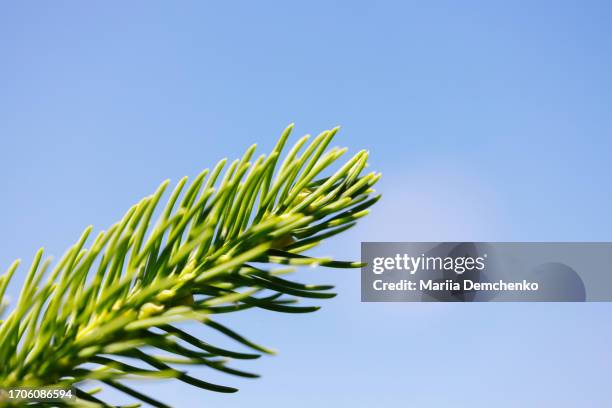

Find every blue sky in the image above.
[1,1,611,406]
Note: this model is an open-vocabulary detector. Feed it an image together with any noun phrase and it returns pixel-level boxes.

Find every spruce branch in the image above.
[0,124,381,407]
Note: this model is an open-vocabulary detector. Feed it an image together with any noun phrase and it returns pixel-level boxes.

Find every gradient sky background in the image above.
[1,1,611,407]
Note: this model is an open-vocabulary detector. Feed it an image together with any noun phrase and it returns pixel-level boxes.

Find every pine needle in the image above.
[0,124,381,407]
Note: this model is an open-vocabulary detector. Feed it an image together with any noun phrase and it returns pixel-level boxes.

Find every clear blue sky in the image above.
[1,1,611,407]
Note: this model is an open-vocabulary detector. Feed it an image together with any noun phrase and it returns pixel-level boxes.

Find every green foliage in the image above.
[0,125,380,407]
